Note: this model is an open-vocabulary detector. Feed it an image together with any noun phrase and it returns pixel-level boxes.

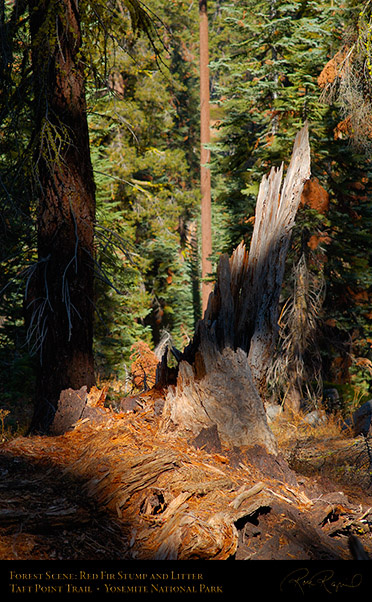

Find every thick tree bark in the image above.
[161,124,310,454]
[199,0,213,313]
[27,0,96,431]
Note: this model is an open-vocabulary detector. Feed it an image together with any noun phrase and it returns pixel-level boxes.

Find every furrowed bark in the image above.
[27,0,96,431]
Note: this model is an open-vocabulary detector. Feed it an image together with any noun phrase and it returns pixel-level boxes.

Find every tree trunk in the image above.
[199,0,213,313]
[27,0,96,431]
[160,124,310,454]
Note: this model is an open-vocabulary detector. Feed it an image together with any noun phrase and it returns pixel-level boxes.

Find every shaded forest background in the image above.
[2,0,372,436]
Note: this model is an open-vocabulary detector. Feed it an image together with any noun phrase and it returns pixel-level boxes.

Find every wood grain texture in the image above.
[161,125,310,454]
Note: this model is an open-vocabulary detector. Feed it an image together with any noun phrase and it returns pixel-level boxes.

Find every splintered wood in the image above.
[2,393,367,560]
[1,402,261,559]
[161,347,278,455]
[160,124,310,455]
[1,124,370,560]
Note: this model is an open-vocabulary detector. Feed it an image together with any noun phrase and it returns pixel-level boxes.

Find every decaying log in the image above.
[160,124,311,454]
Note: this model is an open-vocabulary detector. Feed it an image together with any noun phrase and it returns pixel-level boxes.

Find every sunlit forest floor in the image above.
[1,382,372,561]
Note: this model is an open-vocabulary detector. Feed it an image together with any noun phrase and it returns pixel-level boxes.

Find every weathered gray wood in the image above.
[246,123,311,389]
[192,122,310,368]
[161,346,278,454]
[161,125,310,454]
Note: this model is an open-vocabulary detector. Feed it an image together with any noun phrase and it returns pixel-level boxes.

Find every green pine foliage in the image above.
[86,0,201,377]
[210,0,336,245]
[1,0,201,390]
[0,1,36,406]
[210,0,372,403]
[2,0,372,414]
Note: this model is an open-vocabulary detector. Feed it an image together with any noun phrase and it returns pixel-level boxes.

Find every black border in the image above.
[1,560,371,601]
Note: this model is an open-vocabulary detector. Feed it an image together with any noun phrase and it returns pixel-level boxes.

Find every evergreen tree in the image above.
[210,0,372,406]
[0,0,36,410]
[0,0,158,428]
[89,0,202,377]
[1,0,202,409]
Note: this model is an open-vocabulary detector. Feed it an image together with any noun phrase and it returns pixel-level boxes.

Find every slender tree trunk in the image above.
[161,125,310,454]
[27,0,96,431]
[199,0,213,314]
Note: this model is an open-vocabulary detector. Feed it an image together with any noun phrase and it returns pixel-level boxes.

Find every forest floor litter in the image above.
[1,386,372,560]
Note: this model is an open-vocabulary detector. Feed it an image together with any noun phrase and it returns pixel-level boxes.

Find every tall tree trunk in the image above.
[27,0,96,431]
[199,0,213,314]
[160,124,310,454]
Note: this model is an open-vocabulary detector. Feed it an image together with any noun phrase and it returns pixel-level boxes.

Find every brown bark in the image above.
[27,0,96,431]
[199,0,213,313]
[160,125,310,454]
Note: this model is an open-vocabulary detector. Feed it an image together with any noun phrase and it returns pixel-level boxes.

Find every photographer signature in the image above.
[280,568,362,595]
